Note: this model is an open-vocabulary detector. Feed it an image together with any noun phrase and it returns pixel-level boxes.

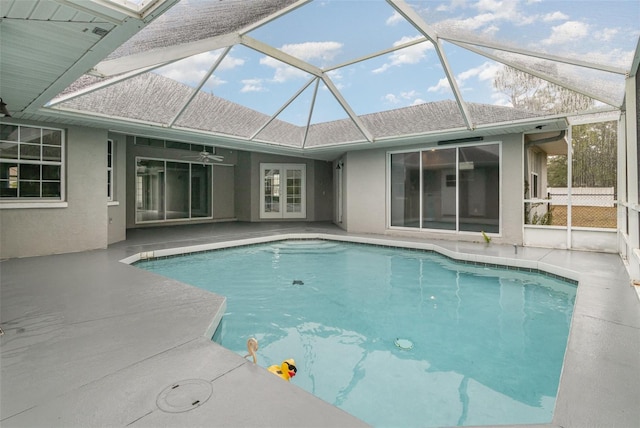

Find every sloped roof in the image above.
[2,0,637,159]
[56,72,543,149]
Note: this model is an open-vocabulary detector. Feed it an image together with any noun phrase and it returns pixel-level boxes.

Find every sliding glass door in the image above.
[390,143,500,233]
[136,158,212,223]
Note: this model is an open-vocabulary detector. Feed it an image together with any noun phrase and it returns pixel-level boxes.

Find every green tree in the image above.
[571,121,617,188]
[547,155,567,187]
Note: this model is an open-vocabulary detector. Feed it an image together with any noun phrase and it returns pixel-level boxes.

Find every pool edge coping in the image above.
[120,233,581,283]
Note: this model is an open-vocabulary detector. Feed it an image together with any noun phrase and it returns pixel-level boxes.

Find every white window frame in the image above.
[0,123,67,209]
[107,139,114,202]
[260,163,306,219]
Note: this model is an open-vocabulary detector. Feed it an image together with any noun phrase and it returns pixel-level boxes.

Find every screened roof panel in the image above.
[175,91,275,140]
[57,73,195,125]
[206,45,318,122]
[38,0,640,156]
[427,0,639,68]
[105,0,299,60]
[480,47,626,108]
[334,40,457,117]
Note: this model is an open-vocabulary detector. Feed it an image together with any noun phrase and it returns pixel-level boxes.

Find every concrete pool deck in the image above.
[1,222,639,427]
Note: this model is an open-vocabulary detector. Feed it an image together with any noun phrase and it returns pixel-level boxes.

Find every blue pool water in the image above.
[137,240,576,427]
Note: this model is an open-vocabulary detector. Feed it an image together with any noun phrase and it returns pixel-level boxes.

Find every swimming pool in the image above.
[136,239,576,427]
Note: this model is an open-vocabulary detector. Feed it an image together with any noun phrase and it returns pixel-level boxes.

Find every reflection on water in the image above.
[139,240,576,427]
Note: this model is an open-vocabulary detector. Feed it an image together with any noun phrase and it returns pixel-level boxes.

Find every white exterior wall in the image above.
[342,134,525,244]
[0,126,109,258]
[343,149,387,233]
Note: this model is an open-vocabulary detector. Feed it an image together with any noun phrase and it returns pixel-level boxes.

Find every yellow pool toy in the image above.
[268,358,297,381]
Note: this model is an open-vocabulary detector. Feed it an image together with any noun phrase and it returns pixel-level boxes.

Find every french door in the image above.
[260,163,306,219]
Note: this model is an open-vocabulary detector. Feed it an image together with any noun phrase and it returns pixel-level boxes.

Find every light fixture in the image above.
[0,98,11,117]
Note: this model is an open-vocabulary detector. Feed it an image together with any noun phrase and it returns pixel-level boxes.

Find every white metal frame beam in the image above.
[387,0,474,130]
[440,33,628,75]
[93,33,240,76]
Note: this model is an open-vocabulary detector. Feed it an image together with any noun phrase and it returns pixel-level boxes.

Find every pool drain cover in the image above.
[395,338,413,350]
[156,379,213,413]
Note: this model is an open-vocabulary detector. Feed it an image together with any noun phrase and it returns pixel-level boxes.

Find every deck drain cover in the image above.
[156,379,213,413]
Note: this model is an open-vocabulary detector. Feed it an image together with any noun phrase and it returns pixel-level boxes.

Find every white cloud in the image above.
[155,51,243,87]
[475,0,503,13]
[543,11,569,22]
[383,93,400,104]
[595,28,618,42]
[482,25,500,36]
[372,36,433,74]
[386,11,404,26]
[475,0,519,20]
[458,61,500,83]
[260,56,309,82]
[581,48,634,69]
[542,21,589,45]
[280,41,342,64]
[256,41,343,84]
[400,90,420,100]
[428,77,451,93]
[455,12,497,30]
[240,78,266,93]
[383,90,424,106]
[427,62,499,94]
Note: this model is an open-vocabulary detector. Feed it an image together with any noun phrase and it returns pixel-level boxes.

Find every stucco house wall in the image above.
[0,125,109,258]
[341,133,525,245]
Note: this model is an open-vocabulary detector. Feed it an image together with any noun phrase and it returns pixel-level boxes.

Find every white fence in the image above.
[547,187,615,207]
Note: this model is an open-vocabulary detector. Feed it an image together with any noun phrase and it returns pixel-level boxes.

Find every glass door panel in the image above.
[286,169,302,213]
[165,162,190,220]
[263,168,281,215]
[458,144,500,233]
[191,163,212,218]
[390,152,420,227]
[422,149,456,230]
[136,159,165,222]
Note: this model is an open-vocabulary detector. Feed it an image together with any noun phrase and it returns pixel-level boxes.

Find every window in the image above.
[107,139,114,201]
[530,172,539,199]
[0,124,64,200]
[260,163,306,219]
[135,158,212,223]
[390,143,500,233]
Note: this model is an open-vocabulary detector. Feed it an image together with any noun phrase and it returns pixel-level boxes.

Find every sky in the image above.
[153,0,640,126]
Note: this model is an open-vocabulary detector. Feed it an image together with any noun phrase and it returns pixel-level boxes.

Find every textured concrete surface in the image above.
[1,222,638,427]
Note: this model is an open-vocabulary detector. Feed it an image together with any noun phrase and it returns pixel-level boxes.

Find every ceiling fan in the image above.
[184,148,224,163]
